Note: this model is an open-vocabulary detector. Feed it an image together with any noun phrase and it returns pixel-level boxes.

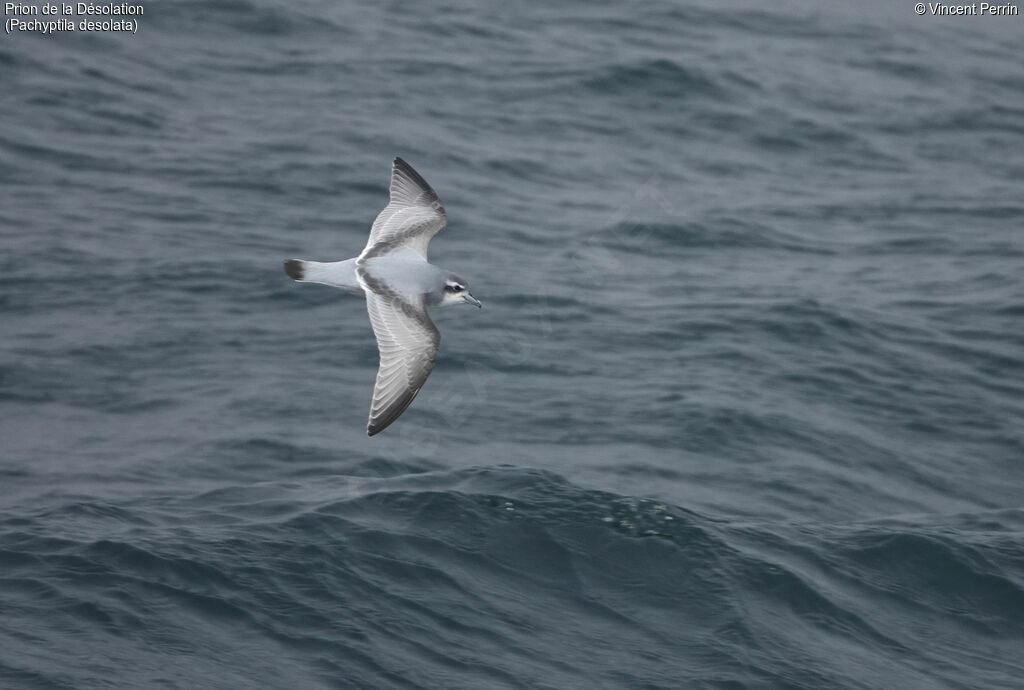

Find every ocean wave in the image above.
[2,470,1021,688]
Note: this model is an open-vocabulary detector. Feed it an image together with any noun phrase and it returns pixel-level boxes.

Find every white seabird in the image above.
[284,158,481,436]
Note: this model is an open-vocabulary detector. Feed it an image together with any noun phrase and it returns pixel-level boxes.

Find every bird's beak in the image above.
[463,293,482,308]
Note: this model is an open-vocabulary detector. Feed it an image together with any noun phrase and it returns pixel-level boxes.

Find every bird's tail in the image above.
[283,259,307,281]
[283,258,362,294]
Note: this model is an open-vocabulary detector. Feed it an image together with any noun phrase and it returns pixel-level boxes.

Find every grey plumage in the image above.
[284,158,480,436]
[360,157,447,261]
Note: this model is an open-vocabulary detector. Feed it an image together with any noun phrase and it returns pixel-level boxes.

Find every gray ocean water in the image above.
[2,1,1024,688]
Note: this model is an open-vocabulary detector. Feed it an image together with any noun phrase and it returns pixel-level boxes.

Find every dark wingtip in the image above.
[393,157,417,182]
[283,259,304,281]
[366,390,421,437]
[390,157,441,208]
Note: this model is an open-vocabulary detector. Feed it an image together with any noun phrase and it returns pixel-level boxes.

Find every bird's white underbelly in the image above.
[359,253,443,297]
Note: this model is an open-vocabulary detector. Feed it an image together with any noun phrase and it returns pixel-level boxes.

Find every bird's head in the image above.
[439,274,481,308]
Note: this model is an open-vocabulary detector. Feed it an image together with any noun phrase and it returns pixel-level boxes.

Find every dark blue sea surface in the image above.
[2,0,1023,687]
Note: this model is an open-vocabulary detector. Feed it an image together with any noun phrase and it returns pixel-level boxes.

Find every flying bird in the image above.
[284,158,481,436]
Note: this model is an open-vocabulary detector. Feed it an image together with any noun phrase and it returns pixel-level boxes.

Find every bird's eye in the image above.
[450,284,462,292]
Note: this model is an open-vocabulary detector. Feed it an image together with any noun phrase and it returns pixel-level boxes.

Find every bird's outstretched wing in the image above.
[362,287,440,436]
[360,158,447,261]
